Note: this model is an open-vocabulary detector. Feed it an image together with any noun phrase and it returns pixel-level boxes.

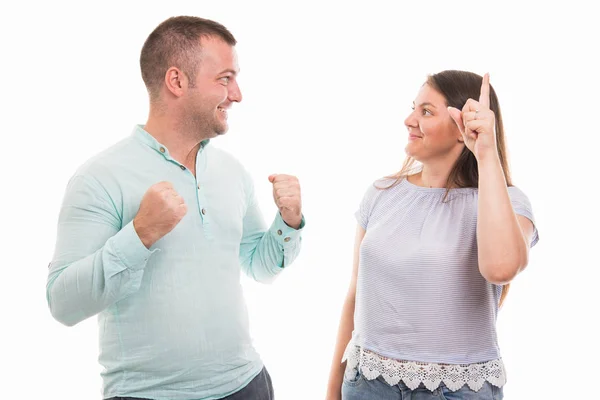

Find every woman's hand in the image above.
[448,73,498,160]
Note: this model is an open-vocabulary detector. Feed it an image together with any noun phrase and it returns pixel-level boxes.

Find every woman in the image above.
[326,71,538,399]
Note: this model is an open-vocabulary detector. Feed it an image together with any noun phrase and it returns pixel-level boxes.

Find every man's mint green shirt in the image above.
[47,126,304,399]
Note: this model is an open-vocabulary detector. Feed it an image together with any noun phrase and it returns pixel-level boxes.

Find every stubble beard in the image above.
[185,107,227,141]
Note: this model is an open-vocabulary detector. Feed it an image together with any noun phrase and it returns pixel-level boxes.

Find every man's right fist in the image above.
[133,181,187,248]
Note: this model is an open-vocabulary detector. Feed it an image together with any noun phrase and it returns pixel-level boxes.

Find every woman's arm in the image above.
[477,154,534,284]
[325,225,365,399]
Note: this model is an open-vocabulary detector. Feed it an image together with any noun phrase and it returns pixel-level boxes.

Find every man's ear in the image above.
[165,67,187,98]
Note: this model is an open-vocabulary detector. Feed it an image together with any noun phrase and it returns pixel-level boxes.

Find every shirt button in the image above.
[159,147,166,153]
[277,229,282,236]
[197,184,201,189]
[180,165,186,170]
[201,208,206,215]
[284,237,291,242]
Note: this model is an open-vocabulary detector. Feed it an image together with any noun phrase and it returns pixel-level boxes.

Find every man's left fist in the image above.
[268,174,302,229]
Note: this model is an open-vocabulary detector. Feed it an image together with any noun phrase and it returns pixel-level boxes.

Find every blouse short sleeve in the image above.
[355,179,387,229]
[508,186,539,247]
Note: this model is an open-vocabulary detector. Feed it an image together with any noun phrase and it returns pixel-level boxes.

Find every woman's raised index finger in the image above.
[479,72,490,109]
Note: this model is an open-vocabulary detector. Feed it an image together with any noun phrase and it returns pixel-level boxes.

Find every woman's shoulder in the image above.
[362,176,403,198]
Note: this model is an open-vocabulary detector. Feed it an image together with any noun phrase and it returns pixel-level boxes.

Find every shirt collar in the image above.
[132,125,210,160]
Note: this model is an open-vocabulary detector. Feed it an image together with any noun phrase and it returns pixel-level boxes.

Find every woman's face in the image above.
[404,84,464,163]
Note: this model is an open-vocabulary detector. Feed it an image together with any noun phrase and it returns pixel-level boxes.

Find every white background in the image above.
[1,1,598,399]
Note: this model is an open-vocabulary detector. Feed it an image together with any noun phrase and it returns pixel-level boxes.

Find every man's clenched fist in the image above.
[133,181,187,248]
[268,174,302,229]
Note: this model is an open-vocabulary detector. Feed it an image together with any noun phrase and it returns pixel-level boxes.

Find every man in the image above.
[47,16,304,400]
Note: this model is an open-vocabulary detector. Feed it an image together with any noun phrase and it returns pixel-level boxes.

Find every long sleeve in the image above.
[238,177,304,283]
[46,174,156,326]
